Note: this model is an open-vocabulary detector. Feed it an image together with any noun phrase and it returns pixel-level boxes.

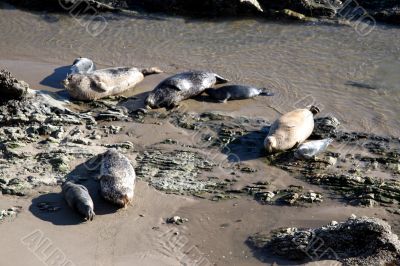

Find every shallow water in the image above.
[0,7,399,136]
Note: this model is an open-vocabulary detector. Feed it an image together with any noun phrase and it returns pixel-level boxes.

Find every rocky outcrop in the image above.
[1,0,399,24]
[0,70,30,103]
[248,216,400,265]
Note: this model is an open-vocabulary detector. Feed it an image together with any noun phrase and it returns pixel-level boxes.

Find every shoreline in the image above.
[1,0,400,25]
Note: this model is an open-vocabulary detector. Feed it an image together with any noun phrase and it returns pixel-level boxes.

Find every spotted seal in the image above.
[70,57,96,74]
[204,85,273,102]
[264,106,320,153]
[145,71,228,109]
[99,150,136,207]
[63,66,162,101]
[62,181,95,221]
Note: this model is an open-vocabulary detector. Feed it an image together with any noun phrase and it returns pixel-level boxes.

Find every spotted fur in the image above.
[99,150,136,207]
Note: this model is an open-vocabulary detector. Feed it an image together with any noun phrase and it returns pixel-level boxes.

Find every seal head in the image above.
[264,136,277,153]
[70,57,96,74]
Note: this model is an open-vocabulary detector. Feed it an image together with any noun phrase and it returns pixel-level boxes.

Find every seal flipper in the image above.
[90,80,108,93]
[141,67,163,76]
[219,93,231,103]
[76,201,95,221]
[214,74,229,84]
[308,105,320,115]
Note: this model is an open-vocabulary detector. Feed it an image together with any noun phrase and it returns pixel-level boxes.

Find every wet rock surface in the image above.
[136,149,217,194]
[248,216,400,265]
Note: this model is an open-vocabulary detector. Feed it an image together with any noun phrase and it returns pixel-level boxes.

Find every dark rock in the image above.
[308,173,400,205]
[248,216,400,265]
[0,69,30,103]
[4,0,400,24]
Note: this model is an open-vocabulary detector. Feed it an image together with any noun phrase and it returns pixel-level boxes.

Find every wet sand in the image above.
[0,6,400,266]
[0,183,393,266]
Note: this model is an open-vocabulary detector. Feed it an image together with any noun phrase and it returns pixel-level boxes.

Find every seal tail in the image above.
[259,88,274,96]
[308,105,320,115]
[141,67,163,76]
[215,74,229,84]
[120,195,131,208]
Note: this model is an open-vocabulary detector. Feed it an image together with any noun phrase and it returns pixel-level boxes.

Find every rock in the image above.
[136,149,216,194]
[253,185,323,205]
[281,9,308,21]
[312,116,341,139]
[0,69,30,103]
[104,141,134,149]
[240,166,258,173]
[166,216,188,225]
[0,206,22,221]
[308,173,400,206]
[248,217,400,265]
[37,202,61,212]
[0,91,96,127]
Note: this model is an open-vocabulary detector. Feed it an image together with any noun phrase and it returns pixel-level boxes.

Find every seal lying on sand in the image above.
[62,181,95,221]
[264,106,320,153]
[63,66,162,101]
[99,150,136,207]
[70,57,96,74]
[294,138,333,159]
[145,71,228,109]
[204,85,273,102]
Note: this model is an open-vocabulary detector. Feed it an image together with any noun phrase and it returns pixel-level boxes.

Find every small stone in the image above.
[326,156,337,166]
[167,216,187,225]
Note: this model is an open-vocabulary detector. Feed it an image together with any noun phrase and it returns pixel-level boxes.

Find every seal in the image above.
[62,181,95,221]
[63,66,162,101]
[294,138,333,159]
[145,71,228,109]
[204,85,273,102]
[264,106,320,153]
[99,150,136,207]
[70,57,96,74]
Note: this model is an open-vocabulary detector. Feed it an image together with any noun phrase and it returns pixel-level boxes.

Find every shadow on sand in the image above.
[40,65,70,89]
[29,158,120,225]
[222,126,269,162]
[245,238,303,266]
[118,91,150,112]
